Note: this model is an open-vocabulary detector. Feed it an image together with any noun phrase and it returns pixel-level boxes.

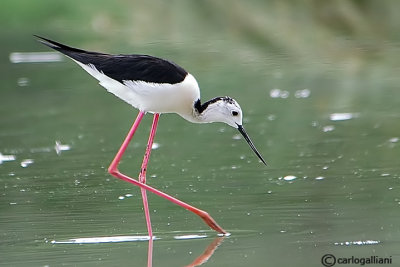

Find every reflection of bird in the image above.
[36,36,266,235]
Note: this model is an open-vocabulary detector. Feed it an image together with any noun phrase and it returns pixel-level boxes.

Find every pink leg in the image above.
[138,113,160,238]
[108,111,227,235]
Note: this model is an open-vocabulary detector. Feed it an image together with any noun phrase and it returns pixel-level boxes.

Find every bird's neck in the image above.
[193,99,207,114]
[178,98,218,124]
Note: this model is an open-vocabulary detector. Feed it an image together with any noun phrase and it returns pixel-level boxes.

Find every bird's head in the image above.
[199,96,267,165]
[200,96,243,128]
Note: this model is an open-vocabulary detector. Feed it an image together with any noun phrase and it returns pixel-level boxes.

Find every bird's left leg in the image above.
[138,113,160,238]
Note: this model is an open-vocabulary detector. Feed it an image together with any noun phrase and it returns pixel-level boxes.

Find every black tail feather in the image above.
[34,35,82,53]
[35,35,107,56]
[34,35,110,64]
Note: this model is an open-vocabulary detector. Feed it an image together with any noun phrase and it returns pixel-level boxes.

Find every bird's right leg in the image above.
[137,113,160,238]
[107,111,153,238]
[108,111,228,235]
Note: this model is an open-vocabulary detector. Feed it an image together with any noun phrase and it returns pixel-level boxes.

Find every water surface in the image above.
[2,2,400,266]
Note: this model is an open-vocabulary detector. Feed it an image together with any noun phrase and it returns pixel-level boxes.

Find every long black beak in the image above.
[237,124,267,165]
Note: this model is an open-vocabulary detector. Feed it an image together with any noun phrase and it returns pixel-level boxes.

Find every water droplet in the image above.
[329,113,357,121]
[0,152,16,164]
[20,159,34,168]
[270,88,289,98]
[17,77,30,87]
[55,141,71,155]
[280,90,289,98]
[232,134,241,140]
[322,125,335,132]
[270,88,281,98]
[294,89,311,98]
[283,175,297,181]
[267,114,276,121]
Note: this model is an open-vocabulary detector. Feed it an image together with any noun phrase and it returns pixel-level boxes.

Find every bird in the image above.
[35,35,266,236]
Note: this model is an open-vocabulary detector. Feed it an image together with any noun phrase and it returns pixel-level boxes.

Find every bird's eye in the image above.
[232,111,239,116]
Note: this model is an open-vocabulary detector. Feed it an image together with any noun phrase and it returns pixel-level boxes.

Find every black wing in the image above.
[35,35,188,84]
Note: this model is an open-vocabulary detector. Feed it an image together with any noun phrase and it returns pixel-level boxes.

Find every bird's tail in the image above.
[34,35,106,60]
[35,35,82,54]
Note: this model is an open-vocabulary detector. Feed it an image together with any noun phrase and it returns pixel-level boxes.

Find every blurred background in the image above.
[1,1,400,266]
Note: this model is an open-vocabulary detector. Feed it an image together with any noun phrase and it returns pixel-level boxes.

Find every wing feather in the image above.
[35,35,188,84]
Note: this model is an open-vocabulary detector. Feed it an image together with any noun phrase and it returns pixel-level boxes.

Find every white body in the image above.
[76,61,201,121]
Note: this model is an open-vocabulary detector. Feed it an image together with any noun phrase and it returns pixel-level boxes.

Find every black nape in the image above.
[194,96,235,114]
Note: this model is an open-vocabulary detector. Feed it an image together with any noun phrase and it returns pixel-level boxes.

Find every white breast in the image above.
[124,74,200,114]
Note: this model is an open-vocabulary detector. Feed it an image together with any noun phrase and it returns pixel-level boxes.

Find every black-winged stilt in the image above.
[35,35,266,236]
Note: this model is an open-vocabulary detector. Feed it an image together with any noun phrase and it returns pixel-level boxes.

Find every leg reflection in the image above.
[185,236,225,267]
[147,237,153,267]
[145,235,225,267]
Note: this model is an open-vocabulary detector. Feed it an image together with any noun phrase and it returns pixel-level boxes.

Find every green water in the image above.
[2,1,400,266]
